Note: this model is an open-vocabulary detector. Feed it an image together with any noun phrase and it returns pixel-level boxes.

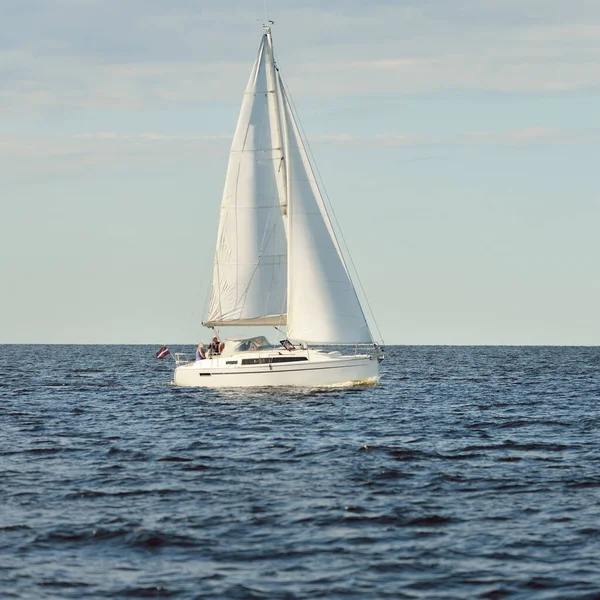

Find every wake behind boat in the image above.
[173,25,383,388]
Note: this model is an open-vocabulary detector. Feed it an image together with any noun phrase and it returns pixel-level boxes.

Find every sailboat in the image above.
[173,25,383,388]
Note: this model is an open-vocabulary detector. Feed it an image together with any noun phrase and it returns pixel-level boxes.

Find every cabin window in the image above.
[226,361,238,365]
[271,356,308,364]
[241,356,308,365]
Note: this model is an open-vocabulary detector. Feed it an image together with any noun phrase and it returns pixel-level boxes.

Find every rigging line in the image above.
[277,71,385,346]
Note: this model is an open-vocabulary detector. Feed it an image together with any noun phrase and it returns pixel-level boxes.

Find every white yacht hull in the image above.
[173,350,379,388]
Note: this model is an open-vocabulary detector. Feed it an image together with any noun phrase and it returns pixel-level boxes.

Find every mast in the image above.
[279,79,293,340]
[264,25,288,217]
[266,25,291,331]
[263,25,294,335]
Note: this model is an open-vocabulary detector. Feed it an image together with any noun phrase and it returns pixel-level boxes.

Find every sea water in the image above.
[1,345,599,599]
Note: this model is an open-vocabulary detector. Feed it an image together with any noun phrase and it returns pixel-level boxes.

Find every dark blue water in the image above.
[2,345,600,599]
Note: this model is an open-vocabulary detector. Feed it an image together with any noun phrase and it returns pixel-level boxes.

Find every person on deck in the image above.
[207,336,225,355]
[196,337,224,361]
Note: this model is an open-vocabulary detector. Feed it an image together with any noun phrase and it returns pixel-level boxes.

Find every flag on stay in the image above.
[155,345,170,359]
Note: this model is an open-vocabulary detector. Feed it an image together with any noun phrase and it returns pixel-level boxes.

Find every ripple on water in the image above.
[1,345,600,598]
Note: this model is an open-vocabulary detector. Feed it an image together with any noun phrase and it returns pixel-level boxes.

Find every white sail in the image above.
[205,34,288,327]
[282,84,373,344]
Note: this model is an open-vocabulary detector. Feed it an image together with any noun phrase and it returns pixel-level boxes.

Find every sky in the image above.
[1,0,599,345]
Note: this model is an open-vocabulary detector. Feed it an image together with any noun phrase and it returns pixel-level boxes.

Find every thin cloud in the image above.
[0,132,230,179]
[74,132,229,141]
[1,126,595,177]
[317,128,600,147]
[1,1,599,116]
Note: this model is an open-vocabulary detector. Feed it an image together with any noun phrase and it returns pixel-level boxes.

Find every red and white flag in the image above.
[155,346,170,359]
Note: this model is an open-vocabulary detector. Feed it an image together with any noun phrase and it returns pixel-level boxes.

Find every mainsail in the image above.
[205,29,372,344]
[205,33,288,327]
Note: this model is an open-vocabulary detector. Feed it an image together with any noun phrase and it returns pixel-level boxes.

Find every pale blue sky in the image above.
[1,0,599,344]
